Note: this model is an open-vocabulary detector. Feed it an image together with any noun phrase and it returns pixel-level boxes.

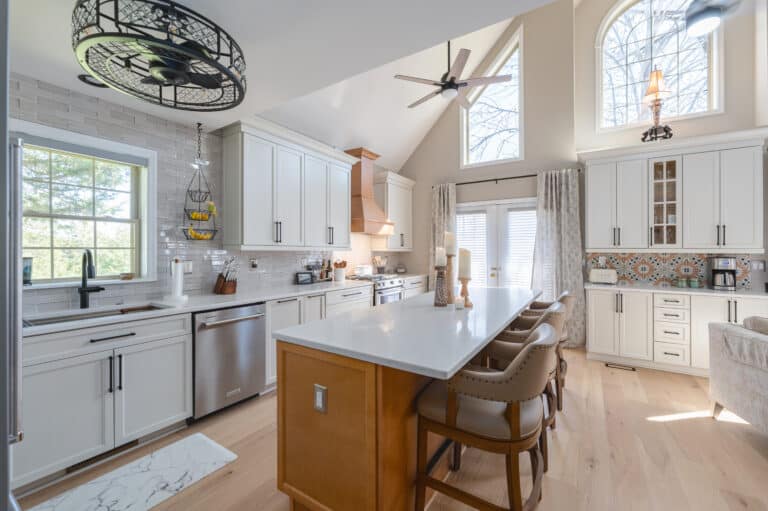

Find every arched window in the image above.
[599,0,718,129]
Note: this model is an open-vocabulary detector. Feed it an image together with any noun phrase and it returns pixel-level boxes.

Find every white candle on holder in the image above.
[435,247,447,267]
[444,232,456,256]
[458,248,471,279]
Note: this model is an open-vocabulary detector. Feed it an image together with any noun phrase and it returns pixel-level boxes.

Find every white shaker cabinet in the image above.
[300,294,326,323]
[114,335,192,445]
[682,151,720,248]
[223,120,356,251]
[720,147,763,249]
[586,289,652,360]
[372,171,415,252]
[266,297,302,387]
[690,295,729,369]
[585,159,647,250]
[12,352,115,487]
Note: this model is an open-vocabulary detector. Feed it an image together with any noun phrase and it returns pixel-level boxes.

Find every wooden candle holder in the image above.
[434,266,448,307]
[459,277,473,308]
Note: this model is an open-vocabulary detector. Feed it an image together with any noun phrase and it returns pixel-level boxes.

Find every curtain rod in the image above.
[432,168,582,189]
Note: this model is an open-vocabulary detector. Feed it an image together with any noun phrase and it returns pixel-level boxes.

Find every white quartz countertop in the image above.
[23,280,373,337]
[273,286,541,380]
[585,282,768,299]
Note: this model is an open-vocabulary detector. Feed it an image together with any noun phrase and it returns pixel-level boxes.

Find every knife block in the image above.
[213,274,237,295]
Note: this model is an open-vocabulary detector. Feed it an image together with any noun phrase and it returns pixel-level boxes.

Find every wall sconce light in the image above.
[641,67,673,142]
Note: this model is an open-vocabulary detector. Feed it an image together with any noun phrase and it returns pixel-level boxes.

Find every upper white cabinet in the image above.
[583,134,765,253]
[223,120,356,251]
[371,171,415,251]
[586,159,647,249]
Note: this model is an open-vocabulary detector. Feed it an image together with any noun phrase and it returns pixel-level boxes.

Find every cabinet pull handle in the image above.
[722,225,726,246]
[117,354,123,391]
[716,225,721,246]
[400,233,404,247]
[275,221,280,243]
[663,330,678,335]
[649,226,653,246]
[331,226,335,245]
[200,313,265,328]
[618,227,621,247]
[734,300,738,323]
[91,332,136,343]
[620,293,623,313]
[108,355,114,393]
[277,298,298,304]
[663,351,680,357]
[727,300,731,322]
[279,222,283,243]
[615,293,619,313]
[343,291,363,297]
[662,313,679,318]
[663,299,679,303]
[612,227,616,246]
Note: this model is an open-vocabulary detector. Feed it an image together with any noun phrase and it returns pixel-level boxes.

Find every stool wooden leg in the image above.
[556,374,564,411]
[529,446,544,504]
[545,382,556,430]
[451,441,462,471]
[415,418,428,511]
[506,453,523,511]
[539,429,549,474]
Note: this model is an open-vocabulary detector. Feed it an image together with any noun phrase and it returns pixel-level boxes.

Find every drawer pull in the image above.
[277,298,298,304]
[91,332,136,343]
[343,291,364,297]
[663,330,679,335]
[663,351,680,357]
[663,313,680,318]
[663,299,680,304]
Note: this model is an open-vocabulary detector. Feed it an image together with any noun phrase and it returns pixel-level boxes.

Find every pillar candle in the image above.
[435,247,447,267]
[444,232,456,256]
[458,248,471,279]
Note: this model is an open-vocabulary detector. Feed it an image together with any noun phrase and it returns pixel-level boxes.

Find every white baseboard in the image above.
[586,352,710,378]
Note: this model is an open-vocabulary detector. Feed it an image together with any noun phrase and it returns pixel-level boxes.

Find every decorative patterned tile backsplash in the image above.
[585,253,752,288]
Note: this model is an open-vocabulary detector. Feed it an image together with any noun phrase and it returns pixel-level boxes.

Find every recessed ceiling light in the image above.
[77,74,108,88]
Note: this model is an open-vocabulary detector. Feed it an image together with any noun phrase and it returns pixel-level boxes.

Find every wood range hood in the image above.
[345,147,394,235]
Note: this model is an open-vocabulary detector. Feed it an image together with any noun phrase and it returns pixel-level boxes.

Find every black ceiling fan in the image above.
[395,41,512,109]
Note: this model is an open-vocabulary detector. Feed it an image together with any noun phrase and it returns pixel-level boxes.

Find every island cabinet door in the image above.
[587,289,619,355]
[113,335,193,446]
[267,297,302,387]
[12,351,115,488]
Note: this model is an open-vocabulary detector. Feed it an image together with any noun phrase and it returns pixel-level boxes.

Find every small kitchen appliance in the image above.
[589,268,618,284]
[710,256,737,291]
[295,272,313,285]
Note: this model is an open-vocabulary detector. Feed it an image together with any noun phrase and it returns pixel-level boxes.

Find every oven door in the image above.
[375,287,404,306]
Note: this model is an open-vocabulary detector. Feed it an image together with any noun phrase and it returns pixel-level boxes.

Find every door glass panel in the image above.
[456,211,488,287]
[654,182,664,202]
[654,205,664,224]
[651,159,678,246]
[666,181,676,202]
[501,209,537,287]
[653,162,664,180]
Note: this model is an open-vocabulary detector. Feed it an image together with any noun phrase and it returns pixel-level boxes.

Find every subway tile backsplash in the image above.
[13,73,331,314]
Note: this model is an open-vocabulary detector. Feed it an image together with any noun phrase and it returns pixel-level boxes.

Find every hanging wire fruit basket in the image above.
[182,123,218,241]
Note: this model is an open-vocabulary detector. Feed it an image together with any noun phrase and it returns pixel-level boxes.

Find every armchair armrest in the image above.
[509,315,539,330]
[495,329,530,343]
[528,300,554,310]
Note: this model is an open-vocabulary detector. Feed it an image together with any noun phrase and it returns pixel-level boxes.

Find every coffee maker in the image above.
[709,256,737,291]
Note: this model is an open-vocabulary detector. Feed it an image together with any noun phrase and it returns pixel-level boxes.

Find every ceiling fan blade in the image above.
[448,48,471,81]
[459,74,512,88]
[188,72,223,89]
[408,89,442,108]
[394,74,442,86]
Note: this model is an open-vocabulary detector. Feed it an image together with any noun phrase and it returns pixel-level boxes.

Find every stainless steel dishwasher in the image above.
[193,303,266,419]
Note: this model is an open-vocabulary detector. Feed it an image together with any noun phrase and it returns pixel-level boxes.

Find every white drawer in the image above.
[23,314,192,366]
[654,294,690,309]
[326,285,373,306]
[654,308,690,323]
[654,342,690,366]
[654,322,690,344]
[404,276,428,290]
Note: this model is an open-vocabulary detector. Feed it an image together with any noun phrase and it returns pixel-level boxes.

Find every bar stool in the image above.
[491,303,566,472]
[415,324,558,511]
[517,292,575,411]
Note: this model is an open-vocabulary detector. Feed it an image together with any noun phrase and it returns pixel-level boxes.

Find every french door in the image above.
[456,199,537,288]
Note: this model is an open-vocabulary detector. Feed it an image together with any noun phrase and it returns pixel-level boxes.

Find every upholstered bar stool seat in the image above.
[418,382,543,441]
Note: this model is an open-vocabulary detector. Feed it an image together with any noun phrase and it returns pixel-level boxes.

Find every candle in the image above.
[444,232,456,256]
[435,247,447,267]
[458,248,471,279]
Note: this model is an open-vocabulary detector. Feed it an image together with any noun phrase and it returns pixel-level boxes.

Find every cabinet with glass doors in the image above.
[649,156,682,248]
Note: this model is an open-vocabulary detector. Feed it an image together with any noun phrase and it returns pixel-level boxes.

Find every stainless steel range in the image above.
[353,274,405,305]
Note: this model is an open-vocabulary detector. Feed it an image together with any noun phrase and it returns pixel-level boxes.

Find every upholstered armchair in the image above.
[709,317,768,435]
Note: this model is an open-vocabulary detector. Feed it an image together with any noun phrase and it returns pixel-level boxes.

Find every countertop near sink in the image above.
[585,282,768,298]
[23,280,373,337]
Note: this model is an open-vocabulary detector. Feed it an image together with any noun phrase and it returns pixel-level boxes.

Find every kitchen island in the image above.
[273,286,540,511]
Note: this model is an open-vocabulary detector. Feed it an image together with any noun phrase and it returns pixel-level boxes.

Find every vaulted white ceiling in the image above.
[9,0,551,131]
[262,20,510,170]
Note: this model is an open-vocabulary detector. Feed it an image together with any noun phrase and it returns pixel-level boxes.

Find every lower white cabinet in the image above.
[587,289,652,360]
[326,298,372,317]
[266,297,302,387]
[114,336,192,445]
[300,294,325,323]
[325,286,373,318]
[403,275,428,300]
[12,334,192,488]
[12,351,114,487]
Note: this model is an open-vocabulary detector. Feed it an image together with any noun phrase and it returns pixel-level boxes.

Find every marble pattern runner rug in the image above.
[30,433,237,511]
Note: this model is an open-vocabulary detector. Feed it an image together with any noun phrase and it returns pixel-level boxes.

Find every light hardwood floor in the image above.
[20,349,768,510]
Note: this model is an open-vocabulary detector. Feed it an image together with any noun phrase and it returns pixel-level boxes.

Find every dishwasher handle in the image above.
[200,313,265,329]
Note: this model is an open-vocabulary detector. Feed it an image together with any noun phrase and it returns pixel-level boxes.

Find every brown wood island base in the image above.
[277,341,452,511]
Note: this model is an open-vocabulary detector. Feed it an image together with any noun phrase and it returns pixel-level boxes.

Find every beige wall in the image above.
[575,0,759,151]
[398,0,577,273]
